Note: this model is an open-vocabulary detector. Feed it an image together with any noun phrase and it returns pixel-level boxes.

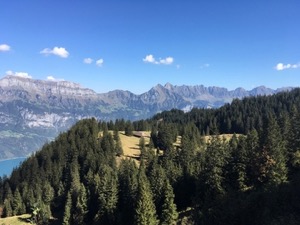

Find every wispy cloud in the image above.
[0,44,11,52]
[83,58,93,64]
[6,70,32,79]
[84,57,104,67]
[46,76,64,81]
[200,63,210,69]
[40,47,69,58]
[96,58,104,67]
[143,54,174,65]
[275,62,299,71]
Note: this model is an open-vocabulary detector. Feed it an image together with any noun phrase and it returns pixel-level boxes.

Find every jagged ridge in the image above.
[0,75,294,159]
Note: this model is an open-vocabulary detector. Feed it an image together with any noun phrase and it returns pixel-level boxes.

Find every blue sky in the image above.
[0,0,299,94]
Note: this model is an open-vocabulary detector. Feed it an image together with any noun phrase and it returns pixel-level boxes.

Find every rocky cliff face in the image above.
[0,75,293,159]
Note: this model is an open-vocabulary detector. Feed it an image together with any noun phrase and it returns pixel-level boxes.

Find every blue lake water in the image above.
[0,157,26,177]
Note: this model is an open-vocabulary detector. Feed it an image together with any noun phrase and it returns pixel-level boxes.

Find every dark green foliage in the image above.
[202,136,229,199]
[134,166,158,225]
[160,181,178,225]
[151,122,177,152]
[114,127,124,156]
[93,165,118,225]
[62,192,72,225]
[125,120,134,136]
[1,89,300,225]
[260,116,288,187]
[12,188,25,215]
[118,159,139,225]
[226,134,249,191]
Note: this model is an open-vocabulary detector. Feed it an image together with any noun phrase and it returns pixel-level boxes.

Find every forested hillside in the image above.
[0,89,300,225]
[0,75,293,160]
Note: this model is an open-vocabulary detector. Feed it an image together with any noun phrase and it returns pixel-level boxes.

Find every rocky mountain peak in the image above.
[0,75,97,100]
[164,82,174,90]
[0,76,295,160]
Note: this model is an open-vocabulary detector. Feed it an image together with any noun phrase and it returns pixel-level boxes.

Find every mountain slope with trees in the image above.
[0,74,294,160]
[0,88,300,224]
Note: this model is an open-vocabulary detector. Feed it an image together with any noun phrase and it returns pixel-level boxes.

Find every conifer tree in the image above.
[157,123,175,152]
[262,116,288,187]
[93,165,118,224]
[246,129,261,188]
[160,181,178,225]
[118,159,139,225]
[125,120,134,136]
[139,137,147,159]
[42,182,54,219]
[180,125,199,175]
[62,192,72,225]
[227,134,249,191]
[113,126,124,156]
[134,166,158,225]
[288,107,300,170]
[202,136,228,199]
[3,198,13,217]
[12,188,24,215]
[72,183,88,225]
[115,135,124,156]
[148,163,166,216]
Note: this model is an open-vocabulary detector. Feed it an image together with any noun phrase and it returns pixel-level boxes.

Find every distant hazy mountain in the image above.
[0,75,294,159]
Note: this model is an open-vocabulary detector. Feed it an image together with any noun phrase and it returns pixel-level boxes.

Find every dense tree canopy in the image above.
[1,89,300,224]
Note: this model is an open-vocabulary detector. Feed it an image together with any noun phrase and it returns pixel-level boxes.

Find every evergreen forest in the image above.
[1,88,300,225]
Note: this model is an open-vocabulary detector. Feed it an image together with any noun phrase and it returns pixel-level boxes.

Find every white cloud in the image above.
[275,62,299,71]
[96,58,104,67]
[46,76,56,81]
[159,57,174,65]
[0,44,11,52]
[5,70,14,76]
[46,76,64,81]
[40,47,69,58]
[143,54,174,65]
[6,70,32,79]
[83,58,93,64]
[143,54,156,64]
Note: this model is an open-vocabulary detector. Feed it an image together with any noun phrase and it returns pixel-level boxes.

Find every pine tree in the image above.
[93,165,118,224]
[3,198,13,217]
[134,167,158,225]
[261,116,288,187]
[148,163,166,217]
[246,129,261,188]
[227,134,249,191]
[202,136,228,200]
[118,159,139,225]
[115,135,124,156]
[125,120,134,136]
[72,183,88,225]
[160,181,178,225]
[12,188,24,215]
[180,125,199,175]
[42,181,54,219]
[139,137,147,159]
[62,192,72,225]
[157,123,176,152]
[288,107,300,171]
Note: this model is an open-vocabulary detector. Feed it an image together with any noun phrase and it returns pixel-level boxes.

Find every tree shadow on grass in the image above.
[17,215,31,223]
[18,216,60,225]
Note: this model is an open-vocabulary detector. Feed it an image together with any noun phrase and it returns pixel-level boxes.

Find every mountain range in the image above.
[0,75,294,159]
